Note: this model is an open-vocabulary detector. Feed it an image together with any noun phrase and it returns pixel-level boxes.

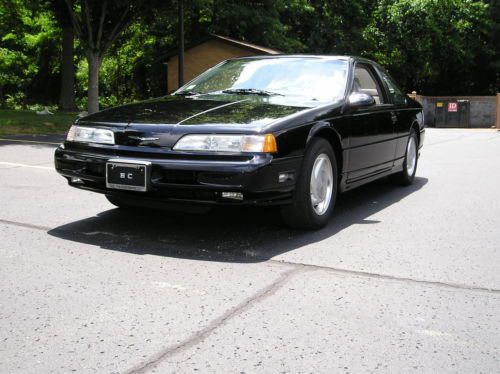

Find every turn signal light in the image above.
[263,134,278,153]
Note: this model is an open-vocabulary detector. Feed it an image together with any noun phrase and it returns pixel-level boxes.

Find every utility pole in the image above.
[178,0,185,88]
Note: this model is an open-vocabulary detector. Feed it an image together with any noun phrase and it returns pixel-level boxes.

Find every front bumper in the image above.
[54,143,302,206]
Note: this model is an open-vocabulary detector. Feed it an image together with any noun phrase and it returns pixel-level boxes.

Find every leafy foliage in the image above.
[0,0,60,107]
[0,0,498,111]
[363,0,495,94]
[281,0,376,55]
[207,0,306,52]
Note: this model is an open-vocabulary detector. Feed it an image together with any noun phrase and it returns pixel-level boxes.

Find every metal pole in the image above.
[496,93,500,130]
[178,0,185,88]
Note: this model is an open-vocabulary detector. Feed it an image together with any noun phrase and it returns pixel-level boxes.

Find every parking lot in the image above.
[0,128,499,373]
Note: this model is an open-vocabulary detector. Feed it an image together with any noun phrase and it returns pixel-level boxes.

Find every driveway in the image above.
[0,128,499,373]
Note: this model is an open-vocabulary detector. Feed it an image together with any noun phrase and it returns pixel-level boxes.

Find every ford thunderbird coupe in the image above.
[55,56,424,229]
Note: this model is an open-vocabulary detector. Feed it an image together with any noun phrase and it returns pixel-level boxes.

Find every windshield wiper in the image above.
[222,88,283,96]
[174,90,201,96]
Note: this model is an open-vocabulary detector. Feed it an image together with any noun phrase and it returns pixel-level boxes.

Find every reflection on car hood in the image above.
[75,95,312,148]
[77,95,308,127]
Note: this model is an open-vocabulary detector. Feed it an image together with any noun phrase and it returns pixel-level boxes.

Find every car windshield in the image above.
[175,57,349,104]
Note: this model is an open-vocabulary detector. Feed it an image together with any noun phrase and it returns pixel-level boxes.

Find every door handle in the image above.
[390,112,398,124]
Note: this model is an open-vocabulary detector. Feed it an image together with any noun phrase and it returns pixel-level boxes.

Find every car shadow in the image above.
[48,177,428,263]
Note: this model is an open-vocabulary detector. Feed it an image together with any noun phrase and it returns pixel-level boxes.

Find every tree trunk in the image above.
[59,25,76,111]
[87,51,101,114]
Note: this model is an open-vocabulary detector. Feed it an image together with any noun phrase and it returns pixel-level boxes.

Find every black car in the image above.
[55,55,424,229]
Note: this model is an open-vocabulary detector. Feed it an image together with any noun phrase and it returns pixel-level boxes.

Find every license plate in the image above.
[106,160,150,192]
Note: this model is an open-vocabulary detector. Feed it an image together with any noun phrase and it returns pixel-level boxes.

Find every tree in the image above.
[51,0,76,111]
[484,0,500,93]
[207,0,305,52]
[363,0,493,94]
[1,0,498,109]
[0,0,59,108]
[63,0,141,113]
[280,0,376,55]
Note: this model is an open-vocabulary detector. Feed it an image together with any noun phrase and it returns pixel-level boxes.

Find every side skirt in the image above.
[340,163,404,192]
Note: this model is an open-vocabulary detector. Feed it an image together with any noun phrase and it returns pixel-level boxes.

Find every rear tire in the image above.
[391,128,418,185]
[280,138,338,230]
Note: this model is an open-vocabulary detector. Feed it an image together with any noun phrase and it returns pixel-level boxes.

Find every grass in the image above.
[0,109,78,136]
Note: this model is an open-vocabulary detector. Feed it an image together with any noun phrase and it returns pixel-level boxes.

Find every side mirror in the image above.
[348,92,375,108]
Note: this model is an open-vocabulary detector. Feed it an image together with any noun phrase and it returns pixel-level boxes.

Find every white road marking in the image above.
[0,138,61,145]
[415,329,452,338]
[152,281,206,295]
[0,161,54,170]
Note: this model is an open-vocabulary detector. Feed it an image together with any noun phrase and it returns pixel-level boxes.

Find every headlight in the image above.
[66,126,115,145]
[173,134,277,153]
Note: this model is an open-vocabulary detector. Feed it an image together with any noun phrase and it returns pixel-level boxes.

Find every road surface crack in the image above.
[124,266,305,374]
[0,218,52,232]
[1,218,499,295]
[270,259,500,295]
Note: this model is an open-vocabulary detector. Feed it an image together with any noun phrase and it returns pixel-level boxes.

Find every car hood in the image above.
[76,95,309,148]
[79,95,308,127]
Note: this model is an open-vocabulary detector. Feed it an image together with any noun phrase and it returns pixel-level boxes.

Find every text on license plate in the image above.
[106,161,149,192]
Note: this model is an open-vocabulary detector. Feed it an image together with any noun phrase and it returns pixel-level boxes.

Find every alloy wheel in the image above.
[406,136,417,176]
[310,153,334,215]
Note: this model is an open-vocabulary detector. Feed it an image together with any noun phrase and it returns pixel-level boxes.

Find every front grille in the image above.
[57,159,105,178]
[86,163,105,177]
[152,169,197,184]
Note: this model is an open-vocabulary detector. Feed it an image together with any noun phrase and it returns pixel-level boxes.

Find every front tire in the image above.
[280,138,338,230]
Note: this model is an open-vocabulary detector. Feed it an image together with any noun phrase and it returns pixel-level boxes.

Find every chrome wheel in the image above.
[310,153,334,215]
[406,136,417,176]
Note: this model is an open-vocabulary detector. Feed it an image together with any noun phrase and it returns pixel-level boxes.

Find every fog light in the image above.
[222,192,243,200]
[71,177,83,184]
[278,172,294,183]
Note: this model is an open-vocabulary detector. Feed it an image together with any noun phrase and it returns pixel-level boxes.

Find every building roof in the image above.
[210,34,281,55]
[163,34,281,61]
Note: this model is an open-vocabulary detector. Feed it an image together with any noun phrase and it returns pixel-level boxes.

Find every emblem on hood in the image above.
[129,136,160,142]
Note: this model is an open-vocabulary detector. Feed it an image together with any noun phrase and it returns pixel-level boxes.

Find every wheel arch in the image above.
[410,120,421,145]
[307,123,343,175]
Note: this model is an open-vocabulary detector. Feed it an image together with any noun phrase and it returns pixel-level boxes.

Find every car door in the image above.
[345,62,397,183]
[375,66,411,164]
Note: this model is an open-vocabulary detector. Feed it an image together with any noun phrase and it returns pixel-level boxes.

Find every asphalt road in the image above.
[0,128,499,373]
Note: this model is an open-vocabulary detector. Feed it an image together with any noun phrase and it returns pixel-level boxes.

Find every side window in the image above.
[380,71,406,106]
[353,65,384,105]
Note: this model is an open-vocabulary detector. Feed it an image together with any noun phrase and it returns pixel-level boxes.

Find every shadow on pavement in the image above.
[48,177,428,263]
